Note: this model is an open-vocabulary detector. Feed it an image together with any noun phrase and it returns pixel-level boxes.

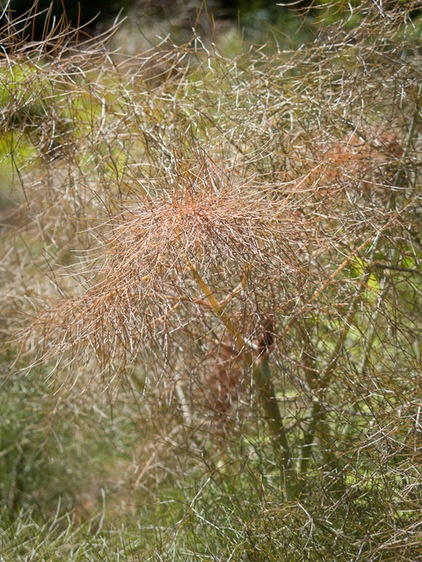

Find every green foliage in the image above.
[0,507,146,561]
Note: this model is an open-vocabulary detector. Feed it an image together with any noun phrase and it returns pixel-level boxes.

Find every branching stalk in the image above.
[189,264,297,497]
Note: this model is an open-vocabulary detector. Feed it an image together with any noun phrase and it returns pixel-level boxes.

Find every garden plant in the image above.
[0,1,421,560]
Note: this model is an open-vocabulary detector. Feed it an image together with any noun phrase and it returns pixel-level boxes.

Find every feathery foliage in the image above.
[1,0,421,558]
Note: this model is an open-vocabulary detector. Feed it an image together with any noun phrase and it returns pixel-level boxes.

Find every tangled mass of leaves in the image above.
[0,0,421,558]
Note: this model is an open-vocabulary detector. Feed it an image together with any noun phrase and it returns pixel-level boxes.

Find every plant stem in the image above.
[252,357,298,499]
[189,264,297,498]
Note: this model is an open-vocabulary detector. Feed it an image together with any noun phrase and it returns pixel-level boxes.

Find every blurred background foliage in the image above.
[0,0,382,43]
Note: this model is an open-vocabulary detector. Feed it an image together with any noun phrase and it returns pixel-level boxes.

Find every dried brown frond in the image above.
[20,155,310,370]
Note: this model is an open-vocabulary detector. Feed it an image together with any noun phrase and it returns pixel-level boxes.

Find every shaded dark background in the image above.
[2,0,314,39]
[2,1,418,45]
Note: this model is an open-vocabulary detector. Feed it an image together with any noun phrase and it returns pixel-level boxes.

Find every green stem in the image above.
[297,272,369,477]
[252,357,298,499]
[253,358,291,466]
[189,264,297,498]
